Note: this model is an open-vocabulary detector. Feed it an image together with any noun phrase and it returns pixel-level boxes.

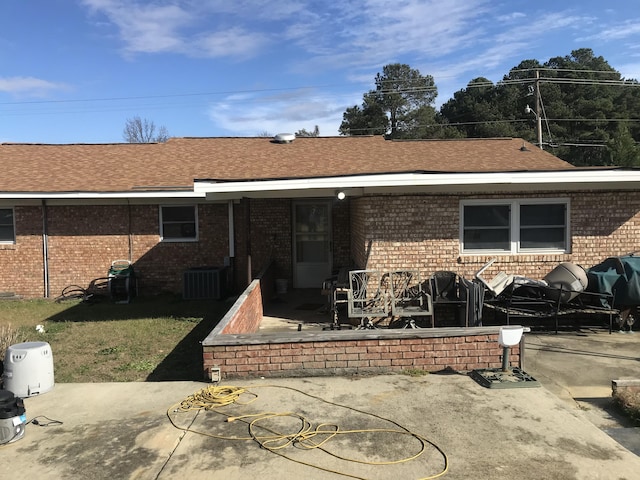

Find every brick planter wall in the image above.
[201,272,521,380]
[202,327,518,380]
[612,378,640,395]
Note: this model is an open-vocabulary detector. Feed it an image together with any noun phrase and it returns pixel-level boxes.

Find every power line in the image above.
[0,84,349,106]
[509,67,623,76]
[0,73,635,110]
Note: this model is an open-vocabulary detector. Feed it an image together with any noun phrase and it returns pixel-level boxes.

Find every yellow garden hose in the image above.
[167,384,449,479]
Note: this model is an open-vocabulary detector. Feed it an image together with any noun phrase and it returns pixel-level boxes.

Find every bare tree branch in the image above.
[123,116,170,143]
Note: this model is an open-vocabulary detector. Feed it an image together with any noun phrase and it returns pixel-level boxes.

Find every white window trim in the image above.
[159,205,198,243]
[0,207,16,244]
[460,198,570,255]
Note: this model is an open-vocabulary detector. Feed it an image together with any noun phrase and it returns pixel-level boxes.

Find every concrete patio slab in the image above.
[3,369,640,480]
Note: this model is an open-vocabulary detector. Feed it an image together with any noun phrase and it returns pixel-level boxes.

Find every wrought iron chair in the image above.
[389,270,433,328]
[347,270,391,329]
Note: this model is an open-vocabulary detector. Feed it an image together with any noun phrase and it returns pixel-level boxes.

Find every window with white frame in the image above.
[160,205,197,242]
[0,208,15,244]
[461,199,569,254]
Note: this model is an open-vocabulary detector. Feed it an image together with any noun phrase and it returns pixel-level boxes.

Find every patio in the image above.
[260,288,333,333]
[259,268,472,334]
[201,275,520,381]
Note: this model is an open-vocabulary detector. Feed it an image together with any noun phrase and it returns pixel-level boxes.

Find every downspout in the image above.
[127,199,133,262]
[227,200,235,291]
[246,198,252,285]
[227,200,235,259]
[41,200,50,298]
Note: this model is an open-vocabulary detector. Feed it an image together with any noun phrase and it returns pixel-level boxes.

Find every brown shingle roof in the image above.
[0,136,573,193]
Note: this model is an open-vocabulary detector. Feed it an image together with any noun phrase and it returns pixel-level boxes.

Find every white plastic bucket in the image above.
[2,342,54,398]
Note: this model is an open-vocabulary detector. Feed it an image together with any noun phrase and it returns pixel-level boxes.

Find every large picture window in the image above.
[0,208,15,244]
[160,205,197,242]
[461,199,569,254]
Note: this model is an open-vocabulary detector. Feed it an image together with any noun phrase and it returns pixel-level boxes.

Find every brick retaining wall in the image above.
[612,378,640,395]
[202,329,517,379]
[201,273,520,380]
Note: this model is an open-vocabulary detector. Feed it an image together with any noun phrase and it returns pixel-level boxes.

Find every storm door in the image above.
[293,201,332,288]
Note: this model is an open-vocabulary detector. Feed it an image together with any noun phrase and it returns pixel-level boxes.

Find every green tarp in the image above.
[588,255,640,307]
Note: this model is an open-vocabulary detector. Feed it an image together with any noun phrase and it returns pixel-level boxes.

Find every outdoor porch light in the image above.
[336,190,346,200]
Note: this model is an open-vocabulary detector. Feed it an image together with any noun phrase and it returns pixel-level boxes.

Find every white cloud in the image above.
[207,89,350,136]
[80,0,269,58]
[578,20,640,42]
[194,28,270,59]
[496,12,526,22]
[76,1,631,136]
[79,0,496,66]
[0,77,68,96]
[81,0,193,53]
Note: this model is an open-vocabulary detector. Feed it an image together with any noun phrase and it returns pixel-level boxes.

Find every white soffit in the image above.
[194,170,640,199]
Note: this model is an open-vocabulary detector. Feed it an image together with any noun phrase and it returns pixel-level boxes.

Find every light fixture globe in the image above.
[498,326,524,347]
[336,191,346,200]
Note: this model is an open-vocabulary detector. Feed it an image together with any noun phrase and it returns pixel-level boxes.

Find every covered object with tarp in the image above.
[587,255,640,330]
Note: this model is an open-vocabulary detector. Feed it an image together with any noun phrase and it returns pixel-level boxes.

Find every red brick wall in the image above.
[219,280,263,335]
[350,198,368,268]
[46,205,131,296]
[0,206,46,296]
[248,198,292,280]
[202,329,517,379]
[351,191,640,281]
[332,200,351,269]
[130,203,229,295]
[4,190,640,298]
[231,201,250,290]
[0,202,230,298]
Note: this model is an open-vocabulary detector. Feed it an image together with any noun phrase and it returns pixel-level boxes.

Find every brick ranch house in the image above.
[2,135,640,300]
[3,135,640,379]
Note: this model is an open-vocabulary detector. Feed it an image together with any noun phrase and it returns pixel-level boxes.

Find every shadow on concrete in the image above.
[575,396,637,427]
[526,341,640,362]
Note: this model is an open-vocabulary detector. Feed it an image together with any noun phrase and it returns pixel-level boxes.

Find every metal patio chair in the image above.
[347,269,390,329]
[389,270,433,328]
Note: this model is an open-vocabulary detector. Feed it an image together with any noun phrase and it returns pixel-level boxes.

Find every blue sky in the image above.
[1,0,640,143]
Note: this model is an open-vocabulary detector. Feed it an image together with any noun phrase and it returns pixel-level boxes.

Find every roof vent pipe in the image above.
[273,133,295,144]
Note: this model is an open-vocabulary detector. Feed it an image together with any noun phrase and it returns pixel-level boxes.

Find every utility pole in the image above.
[534,70,543,149]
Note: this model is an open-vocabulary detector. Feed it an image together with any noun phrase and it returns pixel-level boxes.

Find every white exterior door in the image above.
[293,201,332,288]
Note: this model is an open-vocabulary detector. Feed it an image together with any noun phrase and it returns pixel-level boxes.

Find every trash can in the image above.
[2,341,54,398]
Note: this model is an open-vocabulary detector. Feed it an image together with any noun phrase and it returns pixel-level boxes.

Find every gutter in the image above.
[0,191,206,200]
[194,170,640,199]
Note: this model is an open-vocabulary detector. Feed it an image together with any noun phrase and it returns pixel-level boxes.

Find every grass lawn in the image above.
[0,295,229,383]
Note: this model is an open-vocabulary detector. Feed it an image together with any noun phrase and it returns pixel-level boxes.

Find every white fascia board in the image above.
[194,170,640,198]
[0,191,206,200]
